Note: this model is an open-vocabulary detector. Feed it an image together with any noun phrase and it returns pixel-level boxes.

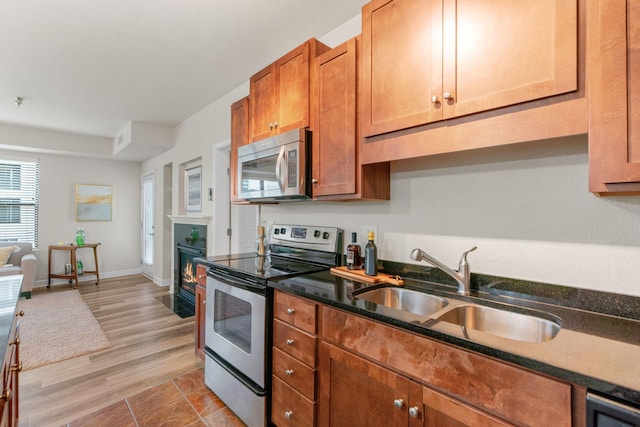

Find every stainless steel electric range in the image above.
[198,224,342,427]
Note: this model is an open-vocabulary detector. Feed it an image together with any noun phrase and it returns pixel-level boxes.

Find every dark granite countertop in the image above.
[268,263,640,408]
[0,275,24,362]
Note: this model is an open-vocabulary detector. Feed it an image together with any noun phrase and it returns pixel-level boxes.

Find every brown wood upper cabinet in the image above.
[310,37,390,200]
[361,0,578,138]
[230,96,249,204]
[249,38,329,142]
[588,0,640,195]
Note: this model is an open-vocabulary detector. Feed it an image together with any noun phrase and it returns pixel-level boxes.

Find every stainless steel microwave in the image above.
[237,128,311,202]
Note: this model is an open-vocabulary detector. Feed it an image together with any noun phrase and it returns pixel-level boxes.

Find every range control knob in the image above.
[322,232,330,240]
[314,230,321,238]
[280,227,286,234]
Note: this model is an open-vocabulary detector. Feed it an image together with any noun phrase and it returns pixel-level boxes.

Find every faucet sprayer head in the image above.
[410,248,424,261]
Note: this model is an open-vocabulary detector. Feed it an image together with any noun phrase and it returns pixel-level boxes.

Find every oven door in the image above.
[205,271,267,388]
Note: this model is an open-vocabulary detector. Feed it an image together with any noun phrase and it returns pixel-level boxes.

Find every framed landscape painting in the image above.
[76,184,112,221]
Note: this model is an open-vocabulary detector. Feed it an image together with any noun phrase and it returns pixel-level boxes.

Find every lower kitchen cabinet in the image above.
[195,264,207,360]
[319,305,574,427]
[318,342,510,427]
[273,291,579,426]
[271,291,318,427]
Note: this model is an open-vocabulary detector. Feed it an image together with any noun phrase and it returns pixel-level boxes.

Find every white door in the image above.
[141,173,155,278]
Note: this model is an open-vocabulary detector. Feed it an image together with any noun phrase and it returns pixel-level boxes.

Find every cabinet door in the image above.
[277,42,312,135]
[250,64,278,141]
[361,0,444,137]
[588,0,640,193]
[445,0,578,119]
[312,38,357,197]
[409,382,511,427]
[318,342,409,427]
[230,97,249,204]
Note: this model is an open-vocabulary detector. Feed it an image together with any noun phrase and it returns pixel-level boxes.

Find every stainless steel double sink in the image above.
[354,286,562,343]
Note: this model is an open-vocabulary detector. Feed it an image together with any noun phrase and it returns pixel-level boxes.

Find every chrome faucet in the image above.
[410,246,477,295]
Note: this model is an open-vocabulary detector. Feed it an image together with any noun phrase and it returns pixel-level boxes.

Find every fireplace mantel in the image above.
[168,215,211,226]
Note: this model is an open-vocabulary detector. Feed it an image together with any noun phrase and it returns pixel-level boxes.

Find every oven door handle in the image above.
[207,269,265,291]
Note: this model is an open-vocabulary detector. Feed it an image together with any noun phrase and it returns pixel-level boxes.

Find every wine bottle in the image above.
[346,232,362,270]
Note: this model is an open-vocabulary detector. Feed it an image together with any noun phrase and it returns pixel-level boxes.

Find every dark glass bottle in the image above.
[364,231,377,276]
[346,232,362,270]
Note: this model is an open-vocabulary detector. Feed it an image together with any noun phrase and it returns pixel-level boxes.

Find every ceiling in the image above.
[0,0,365,148]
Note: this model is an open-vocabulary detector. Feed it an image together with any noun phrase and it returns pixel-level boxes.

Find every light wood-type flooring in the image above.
[18,275,244,427]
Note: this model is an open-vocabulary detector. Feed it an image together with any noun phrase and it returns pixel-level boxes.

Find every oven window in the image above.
[213,290,252,353]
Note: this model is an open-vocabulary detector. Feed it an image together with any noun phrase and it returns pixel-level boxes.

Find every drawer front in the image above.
[272,375,315,427]
[273,319,317,367]
[274,291,317,334]
[273,347,315,400]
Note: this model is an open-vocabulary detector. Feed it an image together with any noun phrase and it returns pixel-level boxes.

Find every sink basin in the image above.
[355,287,449,317]
[436,304,561,342]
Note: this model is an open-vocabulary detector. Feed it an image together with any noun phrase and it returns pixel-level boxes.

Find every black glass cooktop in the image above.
[207,253,331,285]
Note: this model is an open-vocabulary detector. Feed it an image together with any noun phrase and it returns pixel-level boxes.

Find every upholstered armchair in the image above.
[0,242,37,298]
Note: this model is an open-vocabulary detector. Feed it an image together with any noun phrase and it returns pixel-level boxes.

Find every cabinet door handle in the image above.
[311,178,318,184]
[286,308,295,315]
[284,410,293,419]
[16,310,24,317]
[431,95,439,103]
[286,339,294,346]
[443,92,453,100]
[409,406,420,418]
[393,399,404,409]
[285,369,294,376]
[11,362,22,373]
[273,121,279,129]
[1,389,11,401]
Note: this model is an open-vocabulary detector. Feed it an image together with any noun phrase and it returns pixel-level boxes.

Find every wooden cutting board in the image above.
[330,266,404,285]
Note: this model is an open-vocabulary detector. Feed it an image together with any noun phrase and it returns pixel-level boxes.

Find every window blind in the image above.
[0,159,39,248]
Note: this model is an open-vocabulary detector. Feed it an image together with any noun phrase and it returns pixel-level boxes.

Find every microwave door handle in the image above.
[275,146,287,191]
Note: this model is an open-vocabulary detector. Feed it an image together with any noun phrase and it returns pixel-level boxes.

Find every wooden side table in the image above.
[48,243,101,287]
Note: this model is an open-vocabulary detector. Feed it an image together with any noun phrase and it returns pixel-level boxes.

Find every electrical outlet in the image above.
[361,225,378,245]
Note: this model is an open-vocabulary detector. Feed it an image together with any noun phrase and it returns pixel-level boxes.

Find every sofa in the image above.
[0,242,37,298]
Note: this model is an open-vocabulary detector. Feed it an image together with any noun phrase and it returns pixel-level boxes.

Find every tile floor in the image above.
[66,368,246,427]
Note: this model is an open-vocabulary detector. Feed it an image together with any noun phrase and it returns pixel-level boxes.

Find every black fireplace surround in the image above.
[174,224,206,318]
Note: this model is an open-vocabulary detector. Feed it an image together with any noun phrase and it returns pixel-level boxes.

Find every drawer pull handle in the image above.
[409,406,420,418]
[10,338,19,346]
[394,399,404,409]
[1,390,11,401]
[286,339,294,346]
[16,310,24,317]
[284,410,293,419]
[285,369,294,376]
[287,308,295,315]
[11,362,22,373]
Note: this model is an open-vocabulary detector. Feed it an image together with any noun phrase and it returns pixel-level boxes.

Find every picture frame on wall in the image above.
[186,166,202,212]
[76,184,112,221]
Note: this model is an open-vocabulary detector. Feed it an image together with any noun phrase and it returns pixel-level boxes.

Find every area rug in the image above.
[18,289,111,370]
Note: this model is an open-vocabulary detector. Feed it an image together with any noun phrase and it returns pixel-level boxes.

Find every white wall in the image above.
[0,147,141,286]
[260,136,640,297]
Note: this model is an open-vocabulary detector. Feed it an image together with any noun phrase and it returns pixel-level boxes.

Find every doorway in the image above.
[141,173,155,279]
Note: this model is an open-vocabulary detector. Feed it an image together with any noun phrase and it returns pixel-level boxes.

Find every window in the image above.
[0,159,39,248]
